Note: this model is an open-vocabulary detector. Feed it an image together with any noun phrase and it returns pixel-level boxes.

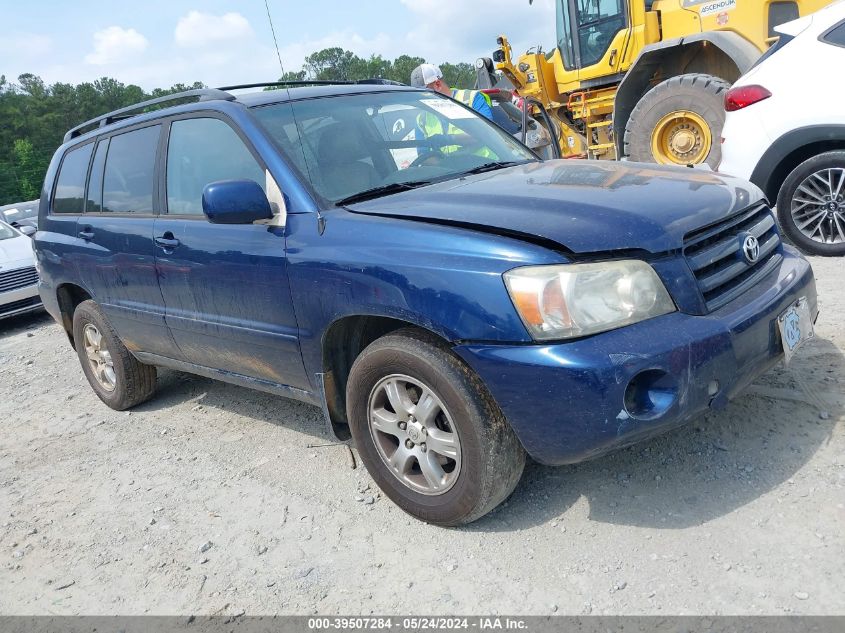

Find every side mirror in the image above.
[19,225,36,237]
[201,179,274,225]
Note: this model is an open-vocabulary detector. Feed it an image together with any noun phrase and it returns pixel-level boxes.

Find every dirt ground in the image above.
[0,255,843,616]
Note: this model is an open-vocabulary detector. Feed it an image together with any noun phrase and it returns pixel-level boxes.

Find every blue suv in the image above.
[34,83,818,525]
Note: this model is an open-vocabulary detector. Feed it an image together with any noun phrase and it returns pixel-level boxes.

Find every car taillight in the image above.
[724,85,772,111]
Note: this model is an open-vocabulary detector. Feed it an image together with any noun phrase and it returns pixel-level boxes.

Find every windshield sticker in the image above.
[699,0,736,16]
[421,98,475,119]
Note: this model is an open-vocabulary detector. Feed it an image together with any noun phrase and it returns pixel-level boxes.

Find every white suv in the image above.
[719,1,845,256]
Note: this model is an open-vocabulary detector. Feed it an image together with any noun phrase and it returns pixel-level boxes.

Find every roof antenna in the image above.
[264,0,285,78]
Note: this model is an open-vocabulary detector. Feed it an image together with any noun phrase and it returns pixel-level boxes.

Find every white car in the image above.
[719,1,845,256]
[0,220,42,320]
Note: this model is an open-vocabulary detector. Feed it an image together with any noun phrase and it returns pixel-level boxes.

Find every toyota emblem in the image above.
[742,234,760,264]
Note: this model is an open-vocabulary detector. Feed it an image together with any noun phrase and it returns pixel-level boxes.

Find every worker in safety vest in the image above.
[409,63,493,120]
[410,63,496,159]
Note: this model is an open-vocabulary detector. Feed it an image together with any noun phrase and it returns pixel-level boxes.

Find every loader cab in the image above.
[556,0,628,73]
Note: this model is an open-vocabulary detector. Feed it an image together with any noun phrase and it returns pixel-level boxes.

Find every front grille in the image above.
[684,203,782,312]
[0,295,41,317]
[0,266,39,294]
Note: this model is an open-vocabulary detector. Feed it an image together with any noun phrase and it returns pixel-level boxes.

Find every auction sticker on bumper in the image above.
[778,297,814,364]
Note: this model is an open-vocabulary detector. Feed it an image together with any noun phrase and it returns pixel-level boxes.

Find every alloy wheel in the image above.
[367,374,461,495]
[790,167,845,245]
[82,323,116,392]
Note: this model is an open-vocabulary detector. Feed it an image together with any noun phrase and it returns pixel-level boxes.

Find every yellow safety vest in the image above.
[417,89,496,159]
[451,89,493,112]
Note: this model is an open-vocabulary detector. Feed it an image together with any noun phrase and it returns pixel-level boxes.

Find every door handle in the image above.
[154,235,181,249]
[78,229,94,240]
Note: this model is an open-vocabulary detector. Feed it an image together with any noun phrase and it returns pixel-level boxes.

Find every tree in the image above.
[0,51,480,206]
[304,47,365,81]
[10,139,43,200]
[439,62,476,89]
[388,55,425,84]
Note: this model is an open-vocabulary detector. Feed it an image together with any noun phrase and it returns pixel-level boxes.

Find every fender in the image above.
[613,32,761,156]
[749,125,845,201]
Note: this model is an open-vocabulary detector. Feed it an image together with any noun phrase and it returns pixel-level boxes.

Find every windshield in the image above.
[0,222,18,241]
[0,201,38,224]
[252,91,537,203]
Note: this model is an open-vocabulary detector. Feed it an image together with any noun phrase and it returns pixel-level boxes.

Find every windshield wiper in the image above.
[335,180,433,205]
[460,160,526,176]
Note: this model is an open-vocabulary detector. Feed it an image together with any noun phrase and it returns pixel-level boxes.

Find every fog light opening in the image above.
[624,369,678,419]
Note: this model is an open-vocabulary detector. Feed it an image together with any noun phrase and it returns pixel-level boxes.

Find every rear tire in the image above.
[72,300,157,410]
[346,328,525,526]
[624,73,730,167]
[776,151,845,256]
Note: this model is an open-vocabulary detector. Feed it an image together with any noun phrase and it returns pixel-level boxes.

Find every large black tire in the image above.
[776,151,845,256]
[346,328,525,526]
[624,73,731,168]
[72,300,157,410]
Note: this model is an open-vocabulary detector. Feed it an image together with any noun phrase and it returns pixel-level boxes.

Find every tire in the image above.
[776,151,845,256]
[624,73,731,168]
[346,328,525,526]
[72,300,157,410]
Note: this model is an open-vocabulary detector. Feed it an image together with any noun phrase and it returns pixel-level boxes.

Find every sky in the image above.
[1,0,557,90]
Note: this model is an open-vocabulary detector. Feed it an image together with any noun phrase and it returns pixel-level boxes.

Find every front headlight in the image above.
[504,260,675,341]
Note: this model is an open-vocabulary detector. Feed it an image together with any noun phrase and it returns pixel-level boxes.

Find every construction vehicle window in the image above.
[768,2,799,39]
[576,0,625,68]
[555,0,576,70]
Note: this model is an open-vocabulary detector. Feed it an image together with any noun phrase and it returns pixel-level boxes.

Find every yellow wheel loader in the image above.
[480,0,831,166]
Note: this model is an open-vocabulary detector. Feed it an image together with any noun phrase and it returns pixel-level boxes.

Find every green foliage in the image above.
[0,48,477,206]
[11,139,44,201]
[0,75,207,205]
[290,49,473,88]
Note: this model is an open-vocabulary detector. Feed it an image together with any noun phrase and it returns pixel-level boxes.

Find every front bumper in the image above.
[0,283,42,320]
[454,247,817,465]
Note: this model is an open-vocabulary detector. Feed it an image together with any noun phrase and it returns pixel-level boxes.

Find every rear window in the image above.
[822,20,845,47]
[53,143,93,213]
[102,125,160,214]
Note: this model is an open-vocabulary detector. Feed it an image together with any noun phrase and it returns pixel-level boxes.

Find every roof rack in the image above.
[63,88,236,143]
[218,80,353,91]
[217,78,406,91]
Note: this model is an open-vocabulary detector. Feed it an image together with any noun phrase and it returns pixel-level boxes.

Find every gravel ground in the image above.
[0,255,843,616]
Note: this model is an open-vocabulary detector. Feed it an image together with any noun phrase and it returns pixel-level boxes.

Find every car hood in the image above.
[346,160,763,255]
[0,234,35,268]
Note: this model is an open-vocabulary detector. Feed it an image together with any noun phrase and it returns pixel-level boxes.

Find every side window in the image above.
[166,117,266,215]
[250,103,308,177]
[53,143,93,213]
[822,21,845,47]
[85,138,109,212]
[102,125,160,214]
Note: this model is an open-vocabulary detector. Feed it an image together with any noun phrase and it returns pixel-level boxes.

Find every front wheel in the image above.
[624,73,730,167]
[776,151,845,256]
[346,328,525,526]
